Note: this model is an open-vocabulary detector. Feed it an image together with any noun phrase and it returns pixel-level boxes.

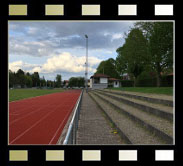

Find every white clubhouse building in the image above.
[90,74,120,89]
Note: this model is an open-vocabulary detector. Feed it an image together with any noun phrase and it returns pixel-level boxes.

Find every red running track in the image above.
[9,90,81,145]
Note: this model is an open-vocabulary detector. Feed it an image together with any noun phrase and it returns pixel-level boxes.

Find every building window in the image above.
[94,78,100,84]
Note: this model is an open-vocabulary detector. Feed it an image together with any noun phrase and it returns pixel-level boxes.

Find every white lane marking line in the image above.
[10,106,37,115]
[10,98,59,114]
[9,97,63,124]
[10,110,55,144]
[10,98,70,125]
[49,107,73,144]
[9,113,19,115]
[49,95,80,144]
[9,91,68,115]
[10,91,81,144]
[10,105,62,144]
[9,102,53,125]
[48,100,75,144]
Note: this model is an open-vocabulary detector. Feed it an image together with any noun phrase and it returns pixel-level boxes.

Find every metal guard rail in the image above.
[63,90,83,144]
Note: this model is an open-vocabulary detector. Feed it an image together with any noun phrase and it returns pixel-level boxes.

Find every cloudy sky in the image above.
[9,21,135,81]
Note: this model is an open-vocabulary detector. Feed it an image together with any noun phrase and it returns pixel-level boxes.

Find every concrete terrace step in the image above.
[103,89,173,107]
[89,92,166,145]
[97,90,173,121]
[92,91,173,144]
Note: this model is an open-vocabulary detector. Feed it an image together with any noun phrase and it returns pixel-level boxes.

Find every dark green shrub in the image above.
[121,80,134,87]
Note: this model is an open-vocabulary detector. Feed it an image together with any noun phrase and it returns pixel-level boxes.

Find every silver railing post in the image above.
[63,90,83,145]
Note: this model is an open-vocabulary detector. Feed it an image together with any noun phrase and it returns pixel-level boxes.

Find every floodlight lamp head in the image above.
[85,35,88,38]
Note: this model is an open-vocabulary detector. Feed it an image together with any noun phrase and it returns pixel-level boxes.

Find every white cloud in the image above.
[111,33,123,41]
[105,50,113,54]
[33,52,101,74]
[24,41,45,47]
[9,52,102,76]
[9,61,23,72]
[27,27,38,35]
[9,61,39,72]
[9,38,55,57]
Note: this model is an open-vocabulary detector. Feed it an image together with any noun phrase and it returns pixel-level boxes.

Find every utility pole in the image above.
[85,34,88,93]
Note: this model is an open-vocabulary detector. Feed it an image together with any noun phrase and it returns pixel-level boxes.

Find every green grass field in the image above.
[9,89,64,102]
[109,87,173,95]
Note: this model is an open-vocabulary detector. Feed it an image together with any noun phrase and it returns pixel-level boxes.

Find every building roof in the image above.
[90,73,110,78]
[167,72,173,76]
[109,78,120,81]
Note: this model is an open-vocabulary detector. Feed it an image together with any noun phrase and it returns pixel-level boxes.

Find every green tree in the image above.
[95,58,120,78]
[47,80,53,88]
[9,70,15,88]
[136,22,173,86]
[31,72,40,87]
[116,46,128,77]
[40,76,46,87]
[149,22,173,86]
[116,28,149,86]
[55,74,62,88]
[68,77,85,87]
[25,75,33,87]
[68,77,77,87]
[16,69,26,88]
[77,77,85,87]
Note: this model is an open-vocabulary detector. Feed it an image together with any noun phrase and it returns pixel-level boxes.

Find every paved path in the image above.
[76,92,122,144]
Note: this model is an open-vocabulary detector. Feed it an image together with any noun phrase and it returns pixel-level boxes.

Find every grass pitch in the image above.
[9,89,64,102]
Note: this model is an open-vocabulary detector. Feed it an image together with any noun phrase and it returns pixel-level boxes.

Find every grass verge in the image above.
[109,87,173,95]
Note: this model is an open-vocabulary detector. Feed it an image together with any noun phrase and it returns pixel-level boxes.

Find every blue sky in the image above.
[9,21,135,80]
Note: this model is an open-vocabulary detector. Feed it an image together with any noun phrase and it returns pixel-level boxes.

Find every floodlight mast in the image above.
[85,35,88,93]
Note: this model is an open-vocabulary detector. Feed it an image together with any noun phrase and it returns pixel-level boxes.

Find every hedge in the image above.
[121,75,173,87]
[121,80,134,87]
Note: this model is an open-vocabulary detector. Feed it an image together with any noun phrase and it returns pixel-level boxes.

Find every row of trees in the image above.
[96,22,173,87]
[68,77,85,87]
[9,69,62,88]
[9,69,85,88]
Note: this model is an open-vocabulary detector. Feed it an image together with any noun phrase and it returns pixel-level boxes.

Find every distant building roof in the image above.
[90,73,110,78]
[160,72,174,76]
[122,73,129,76]
[167,72,173,76]
[109,78,120,81]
